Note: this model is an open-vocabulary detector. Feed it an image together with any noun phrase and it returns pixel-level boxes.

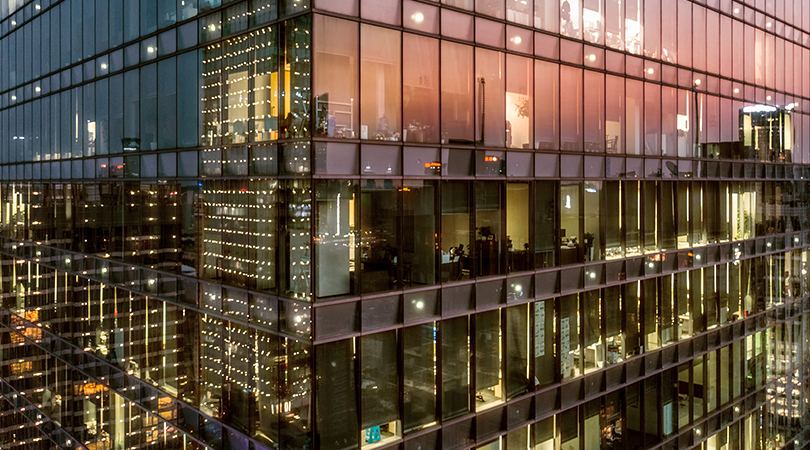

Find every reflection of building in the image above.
[740,105,795,162]
[0,1,809,450]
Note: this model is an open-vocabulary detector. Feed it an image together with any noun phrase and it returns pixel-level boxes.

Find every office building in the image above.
[0,0,808,449]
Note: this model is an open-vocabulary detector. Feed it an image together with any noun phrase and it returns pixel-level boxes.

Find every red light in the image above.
[100,164,107,168]
[240,188,247,193]
[117,165,123,169]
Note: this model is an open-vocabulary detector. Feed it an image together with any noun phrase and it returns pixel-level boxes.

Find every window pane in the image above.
[361,332,401,441]
[141,64,157,151]
[403,180,437,286]
[506,54,532,149]
[279,179,311,300]
[624,0,641,53]
[442,181,472,282]
[250,0,277,26]
[360,25,400,141]
[560,66,582,151]
[605,181,622,259]
[475,310,503,409]
[606,75,624,153]
[507,0,531,25]
[316,340,358,449]
[506,182,531,272]
[224,2,248,36]
[560,294,581,380]
[477,0,504,19]
[583,0,603,45]
[625,181,641,255]
[561,0,582,39]
[645,83,661,155]
[605,0,623,51]
[315,180,358,298]
[281,16,310,139]
[677,0,691,66]
[661,0,676,63]
[403,324,437,432]
[643,181,658,253]
[560,182,582,264]
[624,282,641,356]
[644,0,660,58]
[535,181,557,268]
[361,0,401,24]
[584,71,604,152]
[442,316,470,420]
[535,61,559,150]
[281,0,309,15]
[444,0,473,10]
[158,0,176,29]
[360,179,400,293]
[476,181,503,276]
[505,305,530,398]
[252,27,279,141]
[691,182,706,245]
[534,0,558,32]
[582,290,602,373]
[71,88,83,158]
[441,42,474,144]
[178,51,198,147]
[157,58,177,149]
[224,35,249,144]
[403,34,439,143]
[179,0,198,20]
[83,84,95,157]
[314,16,357,139]
[476,48,505,147]
[626,79,643,155]
[200,45,221,146]
[584,181,601,261]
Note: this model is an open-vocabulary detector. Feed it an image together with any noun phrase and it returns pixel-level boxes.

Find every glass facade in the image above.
[0,0,809,449]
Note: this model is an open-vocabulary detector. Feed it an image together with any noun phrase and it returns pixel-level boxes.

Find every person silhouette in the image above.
[561,0,574,36]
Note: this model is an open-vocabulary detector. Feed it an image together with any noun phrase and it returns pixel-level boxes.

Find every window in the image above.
[403,34,440,143]
[442,181,472,282]
[559,294,581,380]
[476,48,505,147]
[441,42,474,144]
[361,332,401,446]
[560,66,582,151]
[476,182,503,276]
[475,310,503,410]
[315,179,357,298]
[582,290,602,373]
[281,16,310,139]
[506,54,532,149]
[360,25,401,141]
[403,324,437,433]
[314,16,357,139]
[360,180,400,293]
[442,316,470,420]
[534,61,559,150]
[403,180,438,286]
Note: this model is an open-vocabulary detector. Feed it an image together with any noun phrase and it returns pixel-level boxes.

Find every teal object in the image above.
[365,426,381,444]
